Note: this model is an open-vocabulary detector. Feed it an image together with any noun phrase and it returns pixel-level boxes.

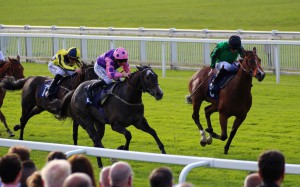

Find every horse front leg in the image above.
[135,118,166,154]
[204,103,220,143]
[224,116,245,154]
[192,100,208,147]
[110,124,132,151]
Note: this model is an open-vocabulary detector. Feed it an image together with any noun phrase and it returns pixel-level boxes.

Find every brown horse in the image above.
[0,55,25,137]
[0,62,98,140]
[188,47,265,154]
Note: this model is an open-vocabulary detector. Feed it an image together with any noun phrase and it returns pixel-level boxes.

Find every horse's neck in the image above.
[231,68,253,92]
[119,76,143,103]
[0,61,10,78]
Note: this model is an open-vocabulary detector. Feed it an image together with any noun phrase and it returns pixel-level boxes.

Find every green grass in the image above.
[0,0,300,31]
[1,63,300,186]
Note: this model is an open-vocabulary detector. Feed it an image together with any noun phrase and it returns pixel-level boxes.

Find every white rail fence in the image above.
[1,32,300,83]
[1,138,300,183]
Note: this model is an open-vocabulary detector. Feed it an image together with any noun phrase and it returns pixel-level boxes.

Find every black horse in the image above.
[0,62,98,140]
[58,65,166,168]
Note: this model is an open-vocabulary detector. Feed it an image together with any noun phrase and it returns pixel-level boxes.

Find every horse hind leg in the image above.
[0,110,14,137]
[16,106,44,140]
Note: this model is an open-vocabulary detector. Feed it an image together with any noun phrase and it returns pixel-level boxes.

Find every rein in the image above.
[239,55,258,77]
[110,68,156,106]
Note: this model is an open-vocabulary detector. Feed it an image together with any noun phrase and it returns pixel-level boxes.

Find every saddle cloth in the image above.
[208,73,235,100]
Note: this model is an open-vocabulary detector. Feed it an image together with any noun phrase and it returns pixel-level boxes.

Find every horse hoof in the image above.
[206,137,213,145]
[117,145,125,150]
[9,133,15,137]
[200,141,207,147]
[14,125,21,131]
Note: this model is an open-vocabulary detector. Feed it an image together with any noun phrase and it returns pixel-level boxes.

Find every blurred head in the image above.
[46,151,67,162]
[113,47,128,64]
[149,167,173,187]
[99,166,111,187]
[109,161,133,187]
[63,173,92,187]
[258,150,285,184]
[8,145,31,161]
[228,35,242,50]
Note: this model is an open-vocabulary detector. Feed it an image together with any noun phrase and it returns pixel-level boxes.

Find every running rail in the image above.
[1,138,300,183]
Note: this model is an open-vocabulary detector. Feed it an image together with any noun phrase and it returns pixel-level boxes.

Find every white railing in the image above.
[1,24,300,39]
[1,32,300,83]
[0,138,300,183]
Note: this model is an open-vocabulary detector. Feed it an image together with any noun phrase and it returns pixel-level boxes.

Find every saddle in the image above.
[41,78,66,98]
[90,83,117,107]
[208,73,235,100]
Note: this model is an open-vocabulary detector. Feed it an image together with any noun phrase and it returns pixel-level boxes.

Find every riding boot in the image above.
[46,74,63,98]
[210,68,227,91]
[85,79,107,105]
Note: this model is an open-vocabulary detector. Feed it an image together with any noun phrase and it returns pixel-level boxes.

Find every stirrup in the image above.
[86,98,92,105]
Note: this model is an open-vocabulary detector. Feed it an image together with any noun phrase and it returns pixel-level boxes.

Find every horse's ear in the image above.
[253,47,257,54]
[17,55,20,61]
[136,65,142,71]
[91,61,94,65]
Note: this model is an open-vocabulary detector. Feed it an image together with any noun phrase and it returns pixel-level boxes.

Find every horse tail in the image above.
[0,76,30,90]
[56,90,75,120]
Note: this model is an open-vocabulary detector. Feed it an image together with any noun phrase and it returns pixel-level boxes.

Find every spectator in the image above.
[149,166,173,187]
[20,160,37,187]
[0,153,23,187]
[109,161,133,187]
[41,159,71,187]
[258,150,285,187]
[244,172,262,187]
[63,172,93,187]
[8,145,31,161]
[46,151,67,162]
[99,166,111,187]
[26,171,42,187]
[68,154,96,187]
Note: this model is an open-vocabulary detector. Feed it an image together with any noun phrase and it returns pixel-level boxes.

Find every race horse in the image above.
[0,62,98,140]
[58,65,166,167]
[188,47,265,154]
[0,55,25,137]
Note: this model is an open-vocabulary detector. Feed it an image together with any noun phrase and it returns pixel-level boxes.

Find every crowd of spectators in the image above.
[0,145,286,187]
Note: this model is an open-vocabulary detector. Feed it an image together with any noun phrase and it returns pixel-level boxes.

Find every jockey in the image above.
[46,47,83,98]
[185,35,244,104]
[85,47,131,105]
[208,35,245,89]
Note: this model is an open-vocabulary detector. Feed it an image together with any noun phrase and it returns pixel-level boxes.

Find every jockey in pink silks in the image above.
[85,47,131,105]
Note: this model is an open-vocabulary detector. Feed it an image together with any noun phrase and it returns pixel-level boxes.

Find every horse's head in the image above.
[240,47,265,82]
[131,65,163,100]
[7,55,25,79]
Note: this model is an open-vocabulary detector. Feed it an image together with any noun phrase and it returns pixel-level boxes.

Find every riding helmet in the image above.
[113,47,128,60]
[228,35,242,50]
[67,47,81,59]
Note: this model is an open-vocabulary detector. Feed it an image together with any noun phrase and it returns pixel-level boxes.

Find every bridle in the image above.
[239,52,261,77]
[127,68,159,94]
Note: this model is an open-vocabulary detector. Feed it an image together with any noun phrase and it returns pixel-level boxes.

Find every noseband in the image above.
[239,53,260,77]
